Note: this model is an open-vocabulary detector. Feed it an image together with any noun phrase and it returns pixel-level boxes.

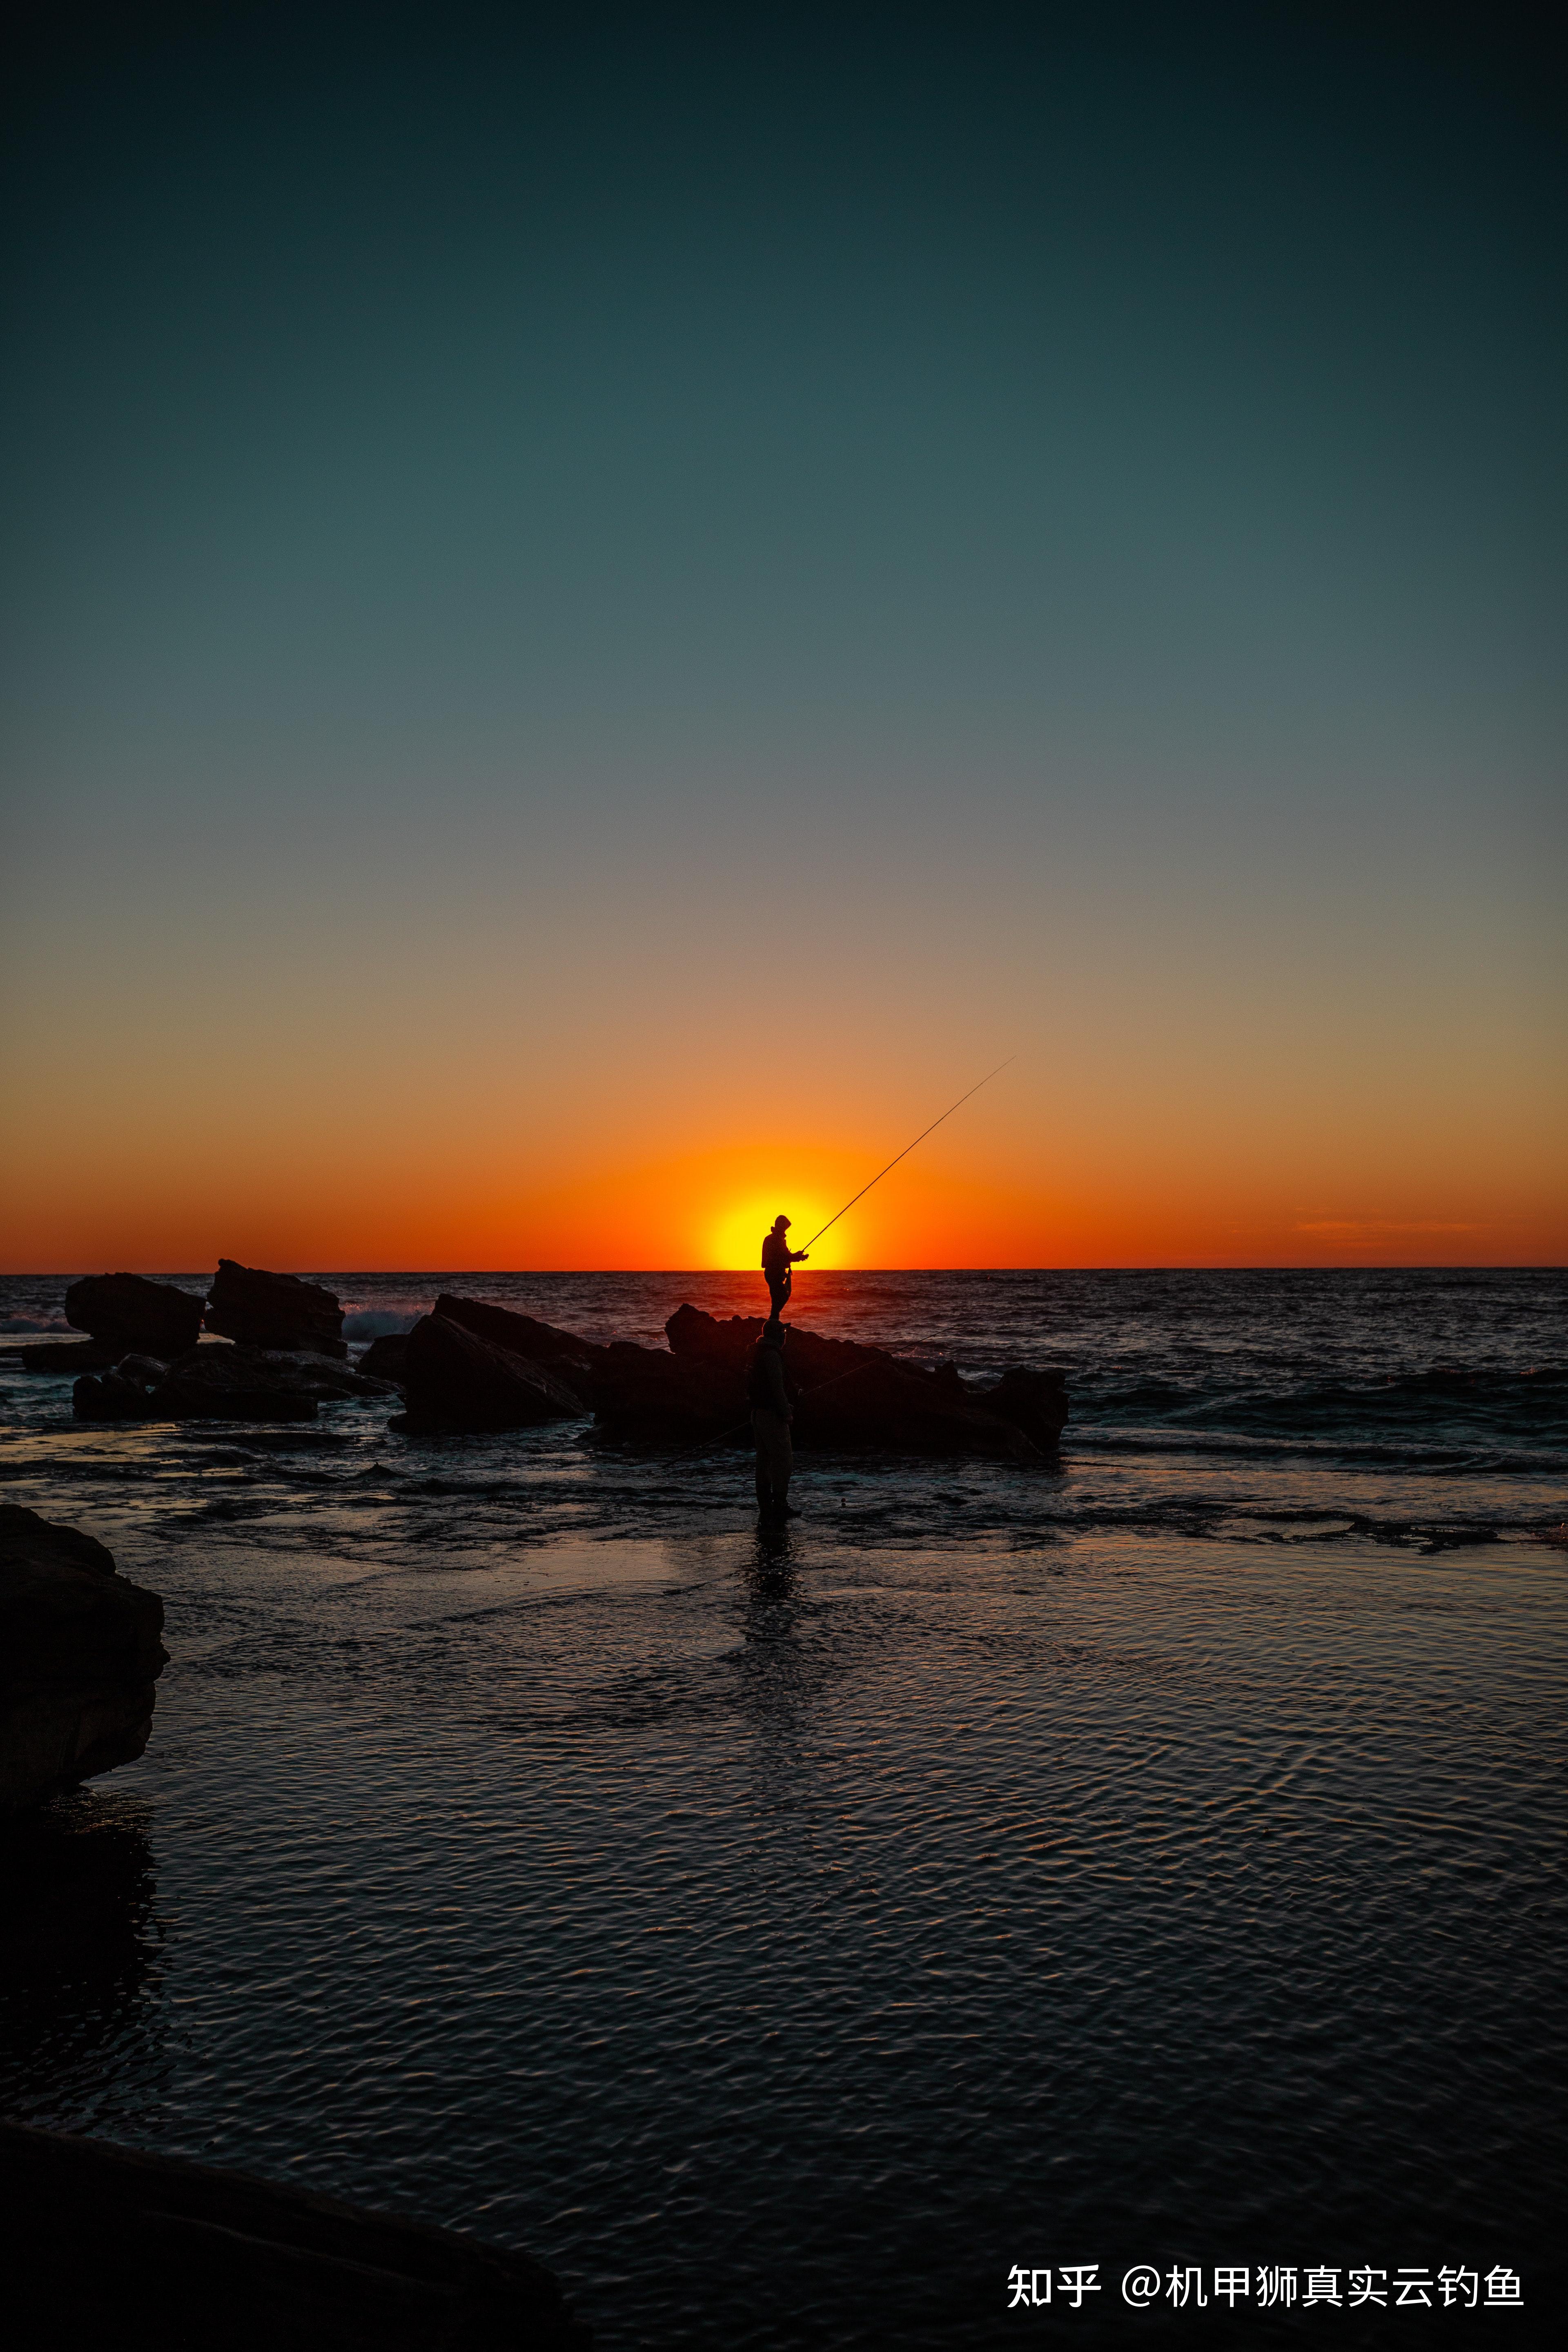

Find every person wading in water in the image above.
[761,1216,808,1318]
[748,1318,798,1522]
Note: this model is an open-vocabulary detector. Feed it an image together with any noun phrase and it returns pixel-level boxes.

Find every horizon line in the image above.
[3,1263,1563,1280]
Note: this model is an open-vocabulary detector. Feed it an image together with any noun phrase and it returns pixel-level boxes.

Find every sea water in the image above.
[2,1269,1564,2345]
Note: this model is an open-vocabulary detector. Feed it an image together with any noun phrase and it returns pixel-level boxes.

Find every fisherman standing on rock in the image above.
[762,1216,808,1319]
[749,1318,798,1523]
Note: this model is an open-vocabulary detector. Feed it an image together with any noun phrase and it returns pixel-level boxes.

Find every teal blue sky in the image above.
[3,6,1563,1266]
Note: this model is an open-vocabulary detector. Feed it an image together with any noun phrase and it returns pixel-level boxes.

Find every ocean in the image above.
[2,1267,1564,2345]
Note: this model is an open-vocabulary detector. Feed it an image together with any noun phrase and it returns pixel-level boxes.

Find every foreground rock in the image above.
[393,1312,586,1434]
[434,1293,604,1407]
[2,2121,592,2350]
[65,1272,203,1357]
[588,1305,1067,1459]
[0,1507,167,1814]
[206,1258,347,1357]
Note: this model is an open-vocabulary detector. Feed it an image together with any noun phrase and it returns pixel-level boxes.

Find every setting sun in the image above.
[710,1202,806,1274]
[689,1147,869,1272]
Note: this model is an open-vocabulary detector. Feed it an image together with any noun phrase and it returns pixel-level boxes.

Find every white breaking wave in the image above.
[341,1309,423,1339]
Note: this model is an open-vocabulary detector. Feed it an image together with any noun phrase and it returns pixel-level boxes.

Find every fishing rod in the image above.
[798,1055,1016,1255]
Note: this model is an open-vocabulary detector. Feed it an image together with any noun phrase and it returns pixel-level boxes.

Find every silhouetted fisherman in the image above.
[748,1318,797,1522]
[761,1215,808,1318]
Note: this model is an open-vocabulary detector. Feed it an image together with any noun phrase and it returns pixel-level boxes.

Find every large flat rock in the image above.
[206,1259,347,1357]
[434,1294,602,1407]
[394,1312,586,1434]
[65,1271,203,1356]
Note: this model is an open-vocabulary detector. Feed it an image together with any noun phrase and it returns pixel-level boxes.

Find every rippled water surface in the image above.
[2,1270,1564,2345]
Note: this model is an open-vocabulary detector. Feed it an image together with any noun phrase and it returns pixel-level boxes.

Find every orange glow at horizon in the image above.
[2,1124,1563,1274]
[2,991,1563,1275]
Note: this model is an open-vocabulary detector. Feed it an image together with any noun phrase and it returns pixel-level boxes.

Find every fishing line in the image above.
[798,1055,1016,1254]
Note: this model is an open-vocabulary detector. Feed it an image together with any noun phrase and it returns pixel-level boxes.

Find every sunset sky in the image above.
[3,6,1562,1271]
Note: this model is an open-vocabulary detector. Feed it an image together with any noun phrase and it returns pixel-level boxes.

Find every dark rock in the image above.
[792,1355,1040,1460]
[352,1296,1065,1461]
[125,1345,389,1418]
[71,1352,174,1422]
[968,1365,1069,1450]
[357,1332,410,1381]
[590,1339,751,1444]
[65,1272,203,1357]
[0,1506,167,1814]
[433,1294,603,1408]
[394,1312,586,1434]
[658,1305,1061,1459]
[147,1346,318,1421]
[2,2120,592,2350]
[206,1259,346,1357]
[666,1304,873,1391]
[16,1338,118,1374]
[250,1349,400,1399]
[73,1371,156,1422]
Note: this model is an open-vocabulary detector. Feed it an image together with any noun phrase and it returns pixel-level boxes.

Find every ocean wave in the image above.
[1041,1503,1531,1550]
[1071,1431,1568,1477]
[0,1315,71,1334]
[1079,1364,1567,1450]
[342,1309,422,1339]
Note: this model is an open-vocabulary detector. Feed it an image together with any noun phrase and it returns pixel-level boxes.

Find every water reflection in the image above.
[748,1519,797,1587]
[0,1790,164,2119]
[736,1532,816,1815]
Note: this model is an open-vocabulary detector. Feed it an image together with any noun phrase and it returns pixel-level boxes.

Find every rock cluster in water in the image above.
[394,1295,1067,1458]
[599,1303,1067,1457]
[14,1264,1068,1455]
[16,1262,392,1422]
[0,1506,168,1814]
